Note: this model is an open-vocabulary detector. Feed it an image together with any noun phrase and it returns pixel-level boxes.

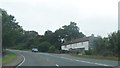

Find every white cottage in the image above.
[61,35,96,53]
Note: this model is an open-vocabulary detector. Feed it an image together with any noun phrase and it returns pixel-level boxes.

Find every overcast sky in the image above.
[1,0,119,37]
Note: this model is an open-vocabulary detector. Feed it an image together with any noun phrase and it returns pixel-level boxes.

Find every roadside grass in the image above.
[0,58,2,63]
[2,51,17,64]
[70,54,118,61]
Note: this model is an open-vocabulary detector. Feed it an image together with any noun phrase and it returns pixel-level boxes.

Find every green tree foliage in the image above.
[51,22,85,50]
[2,10,23,49]
[20,31,39,49]
[3,9,119,56]
[92,37,110,56]
[2,10,85,52]
[44,30,54,43]
[38,41,52,52]
[92,31,119,57]
[61,22,85,41]
[48,46,56,53]
[2,9,40,50]
[108,31,119,56]
[55,22,85,40]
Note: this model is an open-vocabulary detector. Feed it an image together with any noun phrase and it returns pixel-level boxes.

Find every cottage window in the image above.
[81,42,83,45]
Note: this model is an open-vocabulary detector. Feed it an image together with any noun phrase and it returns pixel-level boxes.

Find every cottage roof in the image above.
[63,37,90,45]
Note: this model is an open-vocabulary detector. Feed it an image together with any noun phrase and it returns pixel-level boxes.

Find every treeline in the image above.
[2,9,85,53]
[2,9,119,57]
[90,31,120,57]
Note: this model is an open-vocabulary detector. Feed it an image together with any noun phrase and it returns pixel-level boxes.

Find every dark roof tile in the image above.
[63,37,90,45]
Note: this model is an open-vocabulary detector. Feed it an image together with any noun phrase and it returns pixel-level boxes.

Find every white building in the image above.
[61,35,96,53]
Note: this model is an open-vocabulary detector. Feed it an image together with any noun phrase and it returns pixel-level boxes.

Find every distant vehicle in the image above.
[32,48,38,52]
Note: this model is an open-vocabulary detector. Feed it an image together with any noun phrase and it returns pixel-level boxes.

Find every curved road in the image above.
[9,50,118,68]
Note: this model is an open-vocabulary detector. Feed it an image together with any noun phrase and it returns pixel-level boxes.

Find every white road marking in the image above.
[75,60,79,61]
[69,59,73,61]
[94,63,110,66]
[60,56,111,66]
[17,54,25,67]
[77,60,110,66]
[56,64,59,67]
[60,57,73,60]
[60,57,65,58]
[23,51,111,67]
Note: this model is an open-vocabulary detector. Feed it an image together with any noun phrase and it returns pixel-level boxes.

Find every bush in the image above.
[61,50,69,53]
[38,41,52,52]
[102,51,113,57]
[85,50,92,55]
[48,46,56,53]
[11,43,26,50]
[54,50,61,54]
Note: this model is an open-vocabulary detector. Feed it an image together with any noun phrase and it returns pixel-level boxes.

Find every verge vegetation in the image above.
[2,51,17,64]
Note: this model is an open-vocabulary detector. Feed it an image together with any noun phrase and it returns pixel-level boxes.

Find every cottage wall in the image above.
[61,41,89,51]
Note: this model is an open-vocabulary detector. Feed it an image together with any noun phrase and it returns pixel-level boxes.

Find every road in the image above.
[9,50,119,68]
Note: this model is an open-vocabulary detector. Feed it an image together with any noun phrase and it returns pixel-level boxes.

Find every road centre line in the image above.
[75,59,110,66]
[75,60,79,61]
[60,56,111,66]
[37,53,111,67]
[77,60,110,66]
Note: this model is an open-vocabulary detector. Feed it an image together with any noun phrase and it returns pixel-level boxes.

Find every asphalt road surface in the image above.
[9,50,119,68]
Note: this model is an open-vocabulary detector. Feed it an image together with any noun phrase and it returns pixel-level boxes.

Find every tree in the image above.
[2,10,23,49]
[44,30,53,36]
[2,9,84,53]
[108,31,119,56]
[38,41,52,52]
[118,31,120,57]
[92,31,119,57]
[48,46,56,53]
[44,30,53,43]
[61,22,85,41]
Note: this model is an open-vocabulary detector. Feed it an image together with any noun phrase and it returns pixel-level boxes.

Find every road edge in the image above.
[2,52,25,68]
[16,54,25,67]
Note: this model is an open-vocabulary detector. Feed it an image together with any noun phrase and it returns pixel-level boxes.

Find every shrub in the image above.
[48,46,56,53]
[38,41,51,52]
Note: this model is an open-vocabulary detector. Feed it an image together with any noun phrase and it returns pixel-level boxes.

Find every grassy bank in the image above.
[0,58,2,63]
[70,54,118,61]
[2,51,17,64]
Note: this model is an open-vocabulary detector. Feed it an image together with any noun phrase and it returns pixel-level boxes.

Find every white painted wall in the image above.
[61,41,89,51]
[83,41,89,50]
[61,46,68,50]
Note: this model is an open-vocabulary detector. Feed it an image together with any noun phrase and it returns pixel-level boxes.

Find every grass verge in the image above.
[0,58,2,63]
[2,51,17,64]
[70,54,118,61]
